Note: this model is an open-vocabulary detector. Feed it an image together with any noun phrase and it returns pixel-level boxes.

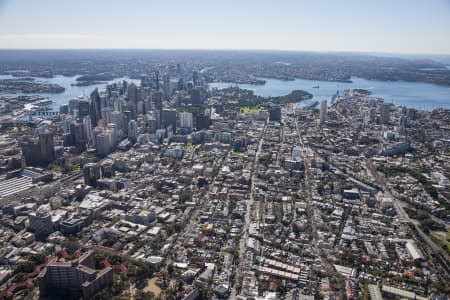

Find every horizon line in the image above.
[0,48,449,57]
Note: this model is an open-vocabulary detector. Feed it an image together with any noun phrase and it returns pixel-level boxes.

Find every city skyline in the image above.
[1,0,450,54]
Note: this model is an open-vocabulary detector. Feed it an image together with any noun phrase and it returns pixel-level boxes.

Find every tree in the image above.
[135,290,155,300]
[64,238,80,254]
[15,261,34,274]
[94,289,112,300]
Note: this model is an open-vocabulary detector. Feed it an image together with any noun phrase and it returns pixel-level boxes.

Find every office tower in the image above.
[83,116,94,146]
[83,163,100,186]
[143,98,151,114]
[100,159,115,178]
[381,103,390,124]
[399,115,409,128]
[179,111,193,130]
[69,98,79,115]
[90,89,101,126]
[62,118,71,133]
[268,105,281,122]
[153,91,163,110]
[363,110,371,126]
[127,83,138,103]
[163,74,170,100]
[71,122,85,146]
[162,108,177,134]
[193,71,199,86]
[59,104,69,115]
[110,111,123,130]
[178,78,185,91]
[196,114,211,130]
[320,100,327,124]
[145,114,157,133]
[38,130,55,165]
[78,98,91,120]
[155,70,160,91]
[153,91,163,127]
[106,123,118,145]
[137,100,144,115]
[141,75,152,88]
[94,129,114,156]
[191,88,202,105]
[128,120,138,142]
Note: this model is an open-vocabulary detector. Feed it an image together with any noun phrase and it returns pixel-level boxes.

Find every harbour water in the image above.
[0,75,140,110]
[1,74,450,111]
[209,77,450,110]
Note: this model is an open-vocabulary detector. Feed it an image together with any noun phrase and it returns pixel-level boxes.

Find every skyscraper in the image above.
[162,108,177,134]
[127,83,138,103]
[128,120,138,142]
[268,105,281,122]
[193,71,199,86]
[320,100,327,124]
[190,88,202,105]
[39,130,55,165]
[381,103,390,124]
[90,89,101,127]
[155,70,160,91]
[163,74,171,100]
[179,111,193,130]
[83,116,94,146]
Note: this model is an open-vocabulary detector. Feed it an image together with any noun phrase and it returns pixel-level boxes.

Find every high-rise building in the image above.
[128,120,138,142]
[127,83,138,103]
[21,129,55,166]
[192,71,199,86]
[153,91,163,110]
[78,98,91,120]
[162,109,177,134]
[155,70,160,91]
[196,114,211,130]
[110,111,123,130]
[320,100,327,124]
[381,103,390,124]
[94,129,114,156]
[163,74,171,100]
[399,115,409,128]
[179,111,193,130]
[190,88,202,105]
[39,130,55,165]
[145,114,157,133]
[83,116,94,146]
[90,89,101,126]
[83,163,100,186]
[268,105,281,122]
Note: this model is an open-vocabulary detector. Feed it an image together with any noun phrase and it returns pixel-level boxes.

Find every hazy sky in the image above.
[0,0,450,54]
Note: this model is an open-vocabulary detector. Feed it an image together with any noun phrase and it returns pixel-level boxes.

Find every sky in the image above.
[0,0,450,54]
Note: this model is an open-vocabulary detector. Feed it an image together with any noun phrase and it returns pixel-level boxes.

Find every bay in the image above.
[209,77,450,110]
[0,75,140,110]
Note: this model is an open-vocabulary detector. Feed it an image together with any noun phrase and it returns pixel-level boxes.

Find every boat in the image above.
[313,85,319,88]
[32,98,52,106]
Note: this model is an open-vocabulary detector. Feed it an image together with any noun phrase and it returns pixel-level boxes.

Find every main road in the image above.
[230,119,267,299]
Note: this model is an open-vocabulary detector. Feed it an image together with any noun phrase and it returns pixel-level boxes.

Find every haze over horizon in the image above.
[0,0,450,55]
